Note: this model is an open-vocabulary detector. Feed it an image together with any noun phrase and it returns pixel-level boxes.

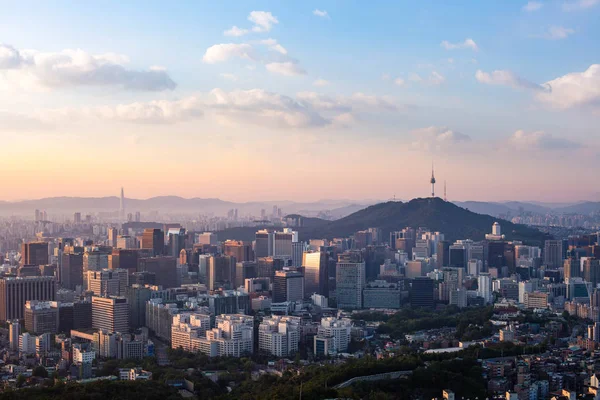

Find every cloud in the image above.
[535,64,600,109]
[224,26,249,37]
[545,26,575,39]
[0,44,176,91]
[563,0,599,10]
[313,79,330,87]
[248,11,279,32]
[523,1,543,11]
[508,130,581,150]
[92,98,204,124]
[440,38,479,51]
[313,9,330,18]
[411,126,471,151]
[428,71,445,85]
[260,38,287,54]
[394,77,405,86]
[296,91,398,112]
[0,110,50,132]
[202,43,256,63]
[265,61,306,76]
[475,69,548,91]
[208,88,327,128]
[409,73,423,82]
[219,73,237,81]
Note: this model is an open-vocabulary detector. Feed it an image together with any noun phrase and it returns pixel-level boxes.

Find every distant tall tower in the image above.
[120,187,125,222]
[430,164,436,197]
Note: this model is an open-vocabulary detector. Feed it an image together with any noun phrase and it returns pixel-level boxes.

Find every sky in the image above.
[0,0,599,203]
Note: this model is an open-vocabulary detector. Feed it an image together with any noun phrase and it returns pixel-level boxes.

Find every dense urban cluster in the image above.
[0,190,600,399]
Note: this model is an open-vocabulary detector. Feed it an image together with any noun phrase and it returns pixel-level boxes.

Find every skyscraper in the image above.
[207,255,236,290]
[91,296,129,333]
[302,251,328,297]
[60,252,84,291]
[21,241,49,266]
[0,277,57,320]
[273,270,304,303]
[223,241,252,262]
[336,251,365,310]
[544,240,564,269]
[411,277,434,309]
[141,229,164,256]
[137,256,178,289]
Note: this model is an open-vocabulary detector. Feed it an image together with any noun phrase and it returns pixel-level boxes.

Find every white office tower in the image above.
[87,269,129,297]
[478,273,493,304]
[19,332,36,355]
[171,313,211,352]
[316,317,352,353]
[194,314,254,357]
[258,316,301,357]
[272,228,298,260]
[518,281,538,304]
[468,260,482,276]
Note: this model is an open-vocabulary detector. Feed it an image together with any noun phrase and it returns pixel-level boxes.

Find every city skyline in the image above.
[1,1,599,202]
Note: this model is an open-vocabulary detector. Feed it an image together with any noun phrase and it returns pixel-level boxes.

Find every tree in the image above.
[32,366,48,378]
[15,374,26,388]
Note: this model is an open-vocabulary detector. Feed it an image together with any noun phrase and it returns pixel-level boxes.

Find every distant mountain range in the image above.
[217,197,551,246]
[453,200,600,216]
[0,195,598,219]
[0,196,374,218]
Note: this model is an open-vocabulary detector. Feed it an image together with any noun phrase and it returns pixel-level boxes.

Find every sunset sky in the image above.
[1,1,599,203]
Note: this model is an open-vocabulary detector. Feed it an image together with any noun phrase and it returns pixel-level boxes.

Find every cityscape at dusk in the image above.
[1,1,600,400]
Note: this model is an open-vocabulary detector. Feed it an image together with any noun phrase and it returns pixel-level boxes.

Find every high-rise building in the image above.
[21,242,49,266]
[544,240,564,269]
[8,320,20,351]
[223,241,252,263]
[363,280,402,309]
[315,317,352,354]
[138,256,178,289]
[116,235,138,249]
[83,248,110,290]
[0,277,56,320]
[60,252,84,290]
[141,229,164,256]
[272,229,298,259]
[197,232,218,246]
[91,296,129,333]
[171,313,212,352]
[583,258,600,287]
[108,227,119,247]
[24,300,58,335]
[207,255,236,290]
[302,251,328,297]
[336,251,366,310]
[257,257,285,281]
[167,228,186,257]
[273,270,304,303]
[436,240,450,268]
[478,273,493,304]
[291,242,306,268]
[192,314,254,357]
[125,285,153,329]
[254,230,273,258]
[410,277,434,309]
[258,316,301,357]
[235,262,257,288]
[87,269,129,297]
